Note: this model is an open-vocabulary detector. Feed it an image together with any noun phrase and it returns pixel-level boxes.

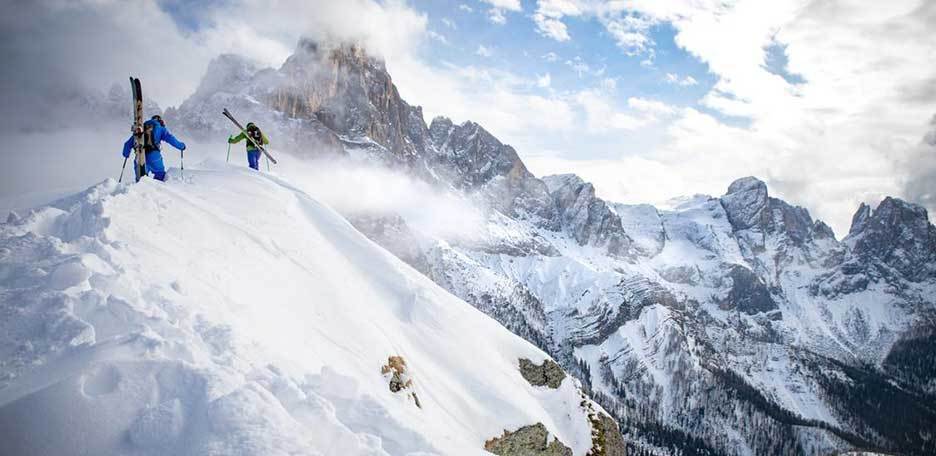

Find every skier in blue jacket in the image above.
[121,115,186,182]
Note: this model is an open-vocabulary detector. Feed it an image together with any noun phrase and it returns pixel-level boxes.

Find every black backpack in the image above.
[247,124,263,148]
[143,120,159,152]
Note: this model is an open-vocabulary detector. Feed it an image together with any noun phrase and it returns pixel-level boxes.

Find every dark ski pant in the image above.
[135,151,168,181]
[248,150,261,171]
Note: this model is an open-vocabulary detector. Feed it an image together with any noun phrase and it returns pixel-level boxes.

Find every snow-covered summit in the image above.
[0,162,622,455]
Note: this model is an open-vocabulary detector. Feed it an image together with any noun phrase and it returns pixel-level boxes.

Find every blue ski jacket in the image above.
[122,119,186,158]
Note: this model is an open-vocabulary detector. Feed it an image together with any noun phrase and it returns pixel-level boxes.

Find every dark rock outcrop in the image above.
[722,265,778,315]
[544,174,635,258]
[484,423,572,456]
[845,197,936,281]
[519,358,566,389]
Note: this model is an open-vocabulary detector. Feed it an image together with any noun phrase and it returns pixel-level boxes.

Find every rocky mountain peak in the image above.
[848,203,872,237]
[543,174,635,257]
[845,197,936,280]
[192,54,259,101]
[721,176,769,231]
[720,176,829,248]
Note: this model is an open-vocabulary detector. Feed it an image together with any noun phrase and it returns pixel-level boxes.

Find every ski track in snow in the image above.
[0,160,600,456]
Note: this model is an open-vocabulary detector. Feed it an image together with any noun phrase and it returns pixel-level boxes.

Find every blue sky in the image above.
[413,0,714,108]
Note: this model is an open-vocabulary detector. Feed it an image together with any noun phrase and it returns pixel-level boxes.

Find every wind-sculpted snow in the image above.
[0,161,615,455]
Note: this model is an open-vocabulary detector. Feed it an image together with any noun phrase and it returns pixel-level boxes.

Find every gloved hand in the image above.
[228,135,235,143]
[179,143,186,151]
[123,149,130,158]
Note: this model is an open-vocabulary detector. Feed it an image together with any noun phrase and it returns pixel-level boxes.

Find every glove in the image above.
[228,135,235,143]
[123,150,130,158]
[179,143,186,151]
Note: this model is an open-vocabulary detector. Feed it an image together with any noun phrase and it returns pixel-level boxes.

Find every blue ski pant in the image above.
[248,150,261,171]
[135,151,167,181]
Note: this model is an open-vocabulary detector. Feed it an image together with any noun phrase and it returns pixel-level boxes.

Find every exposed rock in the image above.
[484,423,572,456]
[720,177,830,249]
[519,358,566,389]
[722,265,778,315]
[721,177,769,232]
[844,197,936,281]
[588,412,626,456]
[544,174,635,258]
[429,118,559,229]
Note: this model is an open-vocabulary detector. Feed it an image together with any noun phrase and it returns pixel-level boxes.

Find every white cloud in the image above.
[441,17,456,29]
[537,73,552,88]
[428,30,449,45]
[476,45,494,58]
[534,13,571,41]
[628,97,677,116]
[487,8,508,25]
[523,0,936,234]
[542,51,560,62]
[481,0,521,25]
[565,56,590,77]
[574,90,676,133]
[533,0,656,54]
[665,72,699,86]
[481,0,522,11]
[458,4,473,13]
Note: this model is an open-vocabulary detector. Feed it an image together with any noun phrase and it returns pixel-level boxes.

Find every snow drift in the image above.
[0,161,610,455]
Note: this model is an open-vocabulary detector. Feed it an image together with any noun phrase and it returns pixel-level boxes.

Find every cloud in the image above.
[522,0,936,234]
[487,8,508,25]
[476,45,494,58]
[542,52,560,62]
[481,0,522,11]
[665,73,698,86]
[565,57,590,77]
[534,14,571,41]
[441,17,456,29]
[902,114,936,216]
[480,0,521,25]
[458,4,473,13]
[428,30,450,45]
[532,0,656,54]
[537,73,552,88]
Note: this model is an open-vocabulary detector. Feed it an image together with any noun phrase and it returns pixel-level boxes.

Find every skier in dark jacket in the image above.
[121,115,186,182]
[228,122,269,170]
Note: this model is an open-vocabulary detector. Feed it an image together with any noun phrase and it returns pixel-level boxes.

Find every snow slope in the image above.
[0,161,603,455]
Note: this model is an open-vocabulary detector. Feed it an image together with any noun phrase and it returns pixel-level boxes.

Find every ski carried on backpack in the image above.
[222,108,278,165]
[130,77,146,181]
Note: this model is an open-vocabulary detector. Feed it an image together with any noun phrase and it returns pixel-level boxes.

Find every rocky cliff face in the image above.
[544,174,636,258]
[845,197,936,281]
[171,40,936,456]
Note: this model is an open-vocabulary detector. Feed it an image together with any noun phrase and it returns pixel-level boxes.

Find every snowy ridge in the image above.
[0,161,612,455]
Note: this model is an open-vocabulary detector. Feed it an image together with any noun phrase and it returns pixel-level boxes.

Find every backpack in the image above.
[143,120,159,152]
[246,124,263,149]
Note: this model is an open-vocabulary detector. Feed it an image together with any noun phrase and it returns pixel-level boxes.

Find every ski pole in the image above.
[226,143,231,163]
[181,149,185,179]
[118,156,128,183]
[266,154,270,172]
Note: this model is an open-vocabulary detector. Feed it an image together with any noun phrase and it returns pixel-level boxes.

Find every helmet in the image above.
[151,115,165,127]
